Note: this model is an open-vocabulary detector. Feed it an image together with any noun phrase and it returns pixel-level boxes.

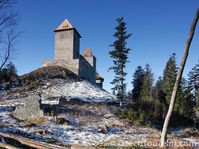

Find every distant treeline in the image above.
[117,53,199,127]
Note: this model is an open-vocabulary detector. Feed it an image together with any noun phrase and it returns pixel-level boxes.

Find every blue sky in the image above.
[11,0,199,92]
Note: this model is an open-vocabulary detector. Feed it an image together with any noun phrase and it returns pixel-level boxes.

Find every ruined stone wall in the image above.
[78,56,95,83]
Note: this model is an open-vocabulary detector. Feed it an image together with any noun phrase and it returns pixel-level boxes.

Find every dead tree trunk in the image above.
[0,131,68,149]
[160,8,199,147]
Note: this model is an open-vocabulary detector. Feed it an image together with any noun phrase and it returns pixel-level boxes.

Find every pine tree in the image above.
[153,76,167,119]
[0,68,9,83]
[153,77,167,121]
[140,64,154,101]
[154,77,166,103]
[131,66,145,101]
[161,54,194,118]
[0,62,17,83]
[6,62,17,82]
[188,61,199,106]
[188,61,199,121]
[175,78,195,119]
[162,53,177,105]
[109,17,132,102]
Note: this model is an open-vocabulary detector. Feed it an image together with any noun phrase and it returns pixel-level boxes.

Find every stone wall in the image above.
[43,59,79,75]
[83,55,96,73]
[43,56,96,83]
[96,79,103,88]
[78,55,95,83]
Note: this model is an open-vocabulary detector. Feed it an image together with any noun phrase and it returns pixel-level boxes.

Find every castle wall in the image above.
[43,56,96,83]
[83,56,96,74]
[96,79,103,88]
[78,56,95,83]
[43,59,79,75]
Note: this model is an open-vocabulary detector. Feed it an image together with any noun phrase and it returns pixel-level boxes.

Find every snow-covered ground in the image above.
[41,80,117,103]
[0,77,198,148]
[0,101,198,148]
[0,101,158,147]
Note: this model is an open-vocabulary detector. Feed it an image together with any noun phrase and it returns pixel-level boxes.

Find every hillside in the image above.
[0,66,116,102]
[0,66,198,148]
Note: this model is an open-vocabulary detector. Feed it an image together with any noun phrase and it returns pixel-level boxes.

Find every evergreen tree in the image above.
[109,17,131,102]
[162,53,177,105]
[153,77,167,119]
[6,62,17,82]
[154,77,166,103]
[188,61,199,121]
[140,64,154,101]
[0,68,9,83]
[131,66,145,101]
[188,61,199,106]
[0,62,17,83]
[175,78,195,119]
[161,53,194,118]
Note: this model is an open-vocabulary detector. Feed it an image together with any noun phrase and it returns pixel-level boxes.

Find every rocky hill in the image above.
[0,66,116,102]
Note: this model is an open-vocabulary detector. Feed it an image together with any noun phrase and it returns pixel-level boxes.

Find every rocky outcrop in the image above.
[13,94,43,121]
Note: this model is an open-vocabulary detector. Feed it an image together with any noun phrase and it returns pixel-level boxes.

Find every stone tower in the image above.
[54,19,81,60]
[43,19,104,87]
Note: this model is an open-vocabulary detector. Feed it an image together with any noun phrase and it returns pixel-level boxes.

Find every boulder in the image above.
[13,94,43,121]
[98,124,108,133]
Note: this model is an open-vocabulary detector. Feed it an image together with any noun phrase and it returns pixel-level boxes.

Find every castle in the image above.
[43,19,104,88]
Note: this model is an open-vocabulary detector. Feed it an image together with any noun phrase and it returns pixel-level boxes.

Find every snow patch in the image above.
[42,80,117,103]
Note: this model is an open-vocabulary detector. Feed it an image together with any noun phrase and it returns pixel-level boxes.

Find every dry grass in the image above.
[23,117,45,126]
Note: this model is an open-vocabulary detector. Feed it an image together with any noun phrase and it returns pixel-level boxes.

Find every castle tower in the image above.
[43,19,104,88]
[54,19,81,60]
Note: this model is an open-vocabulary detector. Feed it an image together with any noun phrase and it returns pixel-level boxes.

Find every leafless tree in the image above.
[0,0,18,70]
[0,29,19,70]
[160,8,199,147]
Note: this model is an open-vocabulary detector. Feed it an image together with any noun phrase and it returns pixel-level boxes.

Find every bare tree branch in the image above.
[0,29,20,70]
[0,0,18,70]
[0,0,16,9]
[0,11,17,32]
